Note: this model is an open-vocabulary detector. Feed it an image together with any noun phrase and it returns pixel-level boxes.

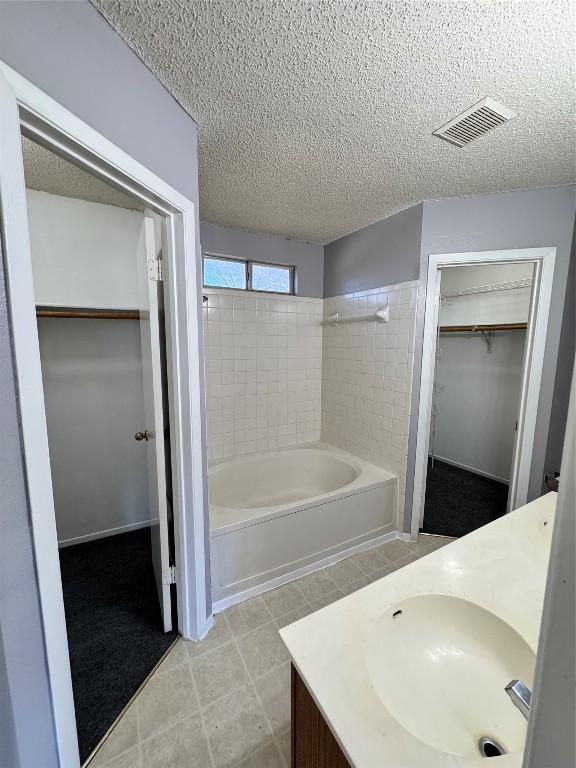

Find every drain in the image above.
[478,737,506,757]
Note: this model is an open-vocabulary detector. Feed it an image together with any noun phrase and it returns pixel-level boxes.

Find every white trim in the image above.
[0,66,79,768]
[212,530,400,613]
[410,248,556,539]
[0,65,192,214]
[0,61,211,768]
[57,520,156,548]
[428,454,510,485]
[523,366,575,768]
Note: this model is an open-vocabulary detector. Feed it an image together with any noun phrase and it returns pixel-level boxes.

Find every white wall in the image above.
[38,319,151,545]
[27,189,143,309]
[321,281,418,523]
[432,331,526,482]
[439,262,534,328]
[432,263,531,482]
[28,190,151,545]
[203,288,323,459]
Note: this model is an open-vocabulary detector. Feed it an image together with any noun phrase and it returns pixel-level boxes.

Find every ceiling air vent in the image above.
[433,97,516,148]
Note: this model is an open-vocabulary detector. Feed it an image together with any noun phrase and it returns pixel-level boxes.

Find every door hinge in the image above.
[148,258,164,282]
[162,565,176,585]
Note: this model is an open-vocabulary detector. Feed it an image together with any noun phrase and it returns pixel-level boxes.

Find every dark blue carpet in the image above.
[59,528,176,763]
[421,458,508,538]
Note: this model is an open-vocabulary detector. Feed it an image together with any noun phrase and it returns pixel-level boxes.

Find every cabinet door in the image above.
[291,665,351,767]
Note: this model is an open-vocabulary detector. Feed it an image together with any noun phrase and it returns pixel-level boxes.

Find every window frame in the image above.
[203,252,295,295]
[202,253,249,291]
[248,260,295,295]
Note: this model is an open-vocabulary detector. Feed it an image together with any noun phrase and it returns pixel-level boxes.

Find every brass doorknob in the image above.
[135,430,150,441]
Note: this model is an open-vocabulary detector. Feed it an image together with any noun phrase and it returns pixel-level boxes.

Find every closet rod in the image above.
[36,306,140,320]
[439,322,527,333]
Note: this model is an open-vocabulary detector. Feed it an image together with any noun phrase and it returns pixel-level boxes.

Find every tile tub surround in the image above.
[203,288,323,460]
[280,493,556,768]
[321,281,418,525]
[86,534,451,768]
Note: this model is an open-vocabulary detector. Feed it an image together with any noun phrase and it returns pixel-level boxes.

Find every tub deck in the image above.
[208,443,398,609]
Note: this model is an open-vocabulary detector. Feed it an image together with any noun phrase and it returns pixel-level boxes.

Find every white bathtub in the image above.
[209,443,398,610]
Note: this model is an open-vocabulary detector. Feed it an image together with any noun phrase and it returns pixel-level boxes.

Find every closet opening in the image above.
[422,261,535,537]
[410,247,556,541]
[23,134,177,763]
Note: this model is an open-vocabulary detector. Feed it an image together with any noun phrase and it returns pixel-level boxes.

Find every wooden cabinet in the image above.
[291,664,351,768]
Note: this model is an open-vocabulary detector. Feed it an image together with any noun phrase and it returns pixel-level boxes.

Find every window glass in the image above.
[251,263,292,293]
[203,257,246,289]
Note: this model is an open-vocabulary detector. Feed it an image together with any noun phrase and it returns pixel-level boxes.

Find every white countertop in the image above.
[280,493,557,768]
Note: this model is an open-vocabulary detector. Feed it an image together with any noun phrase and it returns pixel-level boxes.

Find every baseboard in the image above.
[429,454,509,485]
[211,529,401,614]
[192,614,214,643]
[57,519,156,548]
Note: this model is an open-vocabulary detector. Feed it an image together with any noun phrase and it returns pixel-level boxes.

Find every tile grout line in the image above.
[227,616,279,766]
[251,664,291,768]
[137,623,290,762]
[130,658,206,755]
[194,606,291,767]
[195,610,238,767]
[86,636,179,768]
[186,652,217,768]
[93,537,442,768]
[135,692,143,768]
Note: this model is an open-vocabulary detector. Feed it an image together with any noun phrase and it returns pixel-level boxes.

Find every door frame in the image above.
[0,61,212,768]
[410,247,556,539]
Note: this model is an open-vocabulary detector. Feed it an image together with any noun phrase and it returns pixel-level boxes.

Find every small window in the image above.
[203,255,294,294]
[203,256,247,289]
[250,262,293,294]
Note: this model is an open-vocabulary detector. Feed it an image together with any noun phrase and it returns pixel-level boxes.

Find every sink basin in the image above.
[366,595,535,758]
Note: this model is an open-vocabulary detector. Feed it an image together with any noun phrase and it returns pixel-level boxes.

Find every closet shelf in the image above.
[36,306,140,320]
[439,322,527,333]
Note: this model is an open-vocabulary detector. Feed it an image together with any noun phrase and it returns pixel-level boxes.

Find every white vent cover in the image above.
[433,97,516,148]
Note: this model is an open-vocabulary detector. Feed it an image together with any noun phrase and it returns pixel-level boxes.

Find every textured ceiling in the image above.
[92,0,575,243]
[22,137,141,210]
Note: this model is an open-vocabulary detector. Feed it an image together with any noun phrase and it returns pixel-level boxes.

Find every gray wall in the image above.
[0,253,59,767]
[404,185,576,530]
[38,319,150,546]
[200,222,324,298]
[0,2,203,766]
[323,204,423,297]
[0,0,198,201]
[433,331,526,482]
[0,636,18,768]
[542,213,576,488]
[524,367,575,768]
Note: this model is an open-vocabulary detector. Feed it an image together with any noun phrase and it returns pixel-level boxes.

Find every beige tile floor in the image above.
[87,534,452,768]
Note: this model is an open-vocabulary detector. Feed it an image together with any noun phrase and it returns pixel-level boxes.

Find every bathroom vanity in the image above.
[281,493,556,767]
[291,664,351,767]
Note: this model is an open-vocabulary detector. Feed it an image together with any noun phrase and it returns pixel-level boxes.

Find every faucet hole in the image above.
[478,736,506,757]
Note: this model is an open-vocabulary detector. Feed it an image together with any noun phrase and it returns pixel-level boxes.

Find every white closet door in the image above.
[136,216,172,632]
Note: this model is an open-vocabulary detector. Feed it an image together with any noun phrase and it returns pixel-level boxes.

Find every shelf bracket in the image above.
[476,327,494,352]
